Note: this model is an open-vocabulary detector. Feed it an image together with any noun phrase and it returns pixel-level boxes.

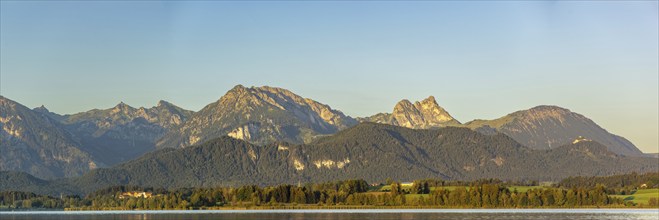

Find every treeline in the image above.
[1,179,630,210]
[400,178,539,188]
[85,179,370,209]
[0,191,79,209]
[559,172,659,194]
[77,181,627,209]
[424,184,619,208]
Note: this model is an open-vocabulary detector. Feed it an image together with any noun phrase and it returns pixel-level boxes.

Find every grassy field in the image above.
[611,188,659,205]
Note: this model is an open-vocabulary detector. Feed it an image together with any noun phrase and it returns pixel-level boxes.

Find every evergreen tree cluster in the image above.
[559,172,659,191]
[425,184,618,208]
[0,191,79,209]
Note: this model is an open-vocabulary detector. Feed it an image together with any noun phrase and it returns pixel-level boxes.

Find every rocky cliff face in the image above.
[0,96,99,179]
[464,105,643,156]
[157,85,357,148]
[361,96,461,128]
[60,100,193,165]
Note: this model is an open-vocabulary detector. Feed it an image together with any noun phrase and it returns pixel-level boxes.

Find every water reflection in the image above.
[0,209,657,220]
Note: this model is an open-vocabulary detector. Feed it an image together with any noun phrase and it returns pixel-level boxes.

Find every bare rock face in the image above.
[0,96,99,179]
[464,105,643,156]
[361,96,461,129]
[227,123,259,142]
[157,85,357,148]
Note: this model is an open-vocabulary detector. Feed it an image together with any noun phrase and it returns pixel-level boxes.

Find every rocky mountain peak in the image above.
[221,85,254,100]
[112,102,134,114]
[414,96,455,122]
[419,96,437,106]
[393,99,415,111]
[157,85,357,148]
[33,105,49,113]
[32,105,66,121]
[216,85,261,109]
[387,96,460,129]
[232,84,247,91]
[156,100,169,108]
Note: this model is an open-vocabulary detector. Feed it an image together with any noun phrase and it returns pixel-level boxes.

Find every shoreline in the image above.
[1,208,658,214]
[2,206,658,212]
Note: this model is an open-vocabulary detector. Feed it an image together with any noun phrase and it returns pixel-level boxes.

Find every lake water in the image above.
[0,209,657,220]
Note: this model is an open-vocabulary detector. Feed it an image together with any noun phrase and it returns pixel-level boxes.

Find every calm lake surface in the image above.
[1,209,657,220]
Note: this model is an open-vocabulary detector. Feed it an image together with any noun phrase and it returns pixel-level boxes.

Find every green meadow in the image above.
[611,189,659,205]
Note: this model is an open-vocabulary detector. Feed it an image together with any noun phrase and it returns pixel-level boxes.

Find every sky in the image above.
[1,1,657,153]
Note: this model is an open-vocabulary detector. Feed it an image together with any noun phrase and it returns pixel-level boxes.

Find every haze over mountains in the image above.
[0,85,653,183]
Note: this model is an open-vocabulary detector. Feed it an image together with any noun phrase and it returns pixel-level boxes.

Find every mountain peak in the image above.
[391,96,460,128]
[420,96,437,105]
[393,99,415,111]
[528,105,570,113]
[229,84,248,93]
[34,105,49,112]
[221,84,254,102]
[464,105,643,156]
[510,105,575,122]
[368,96,460,129]
[157,85,357,148]
[414,96,445,113]
[156,100,171,108]
[109,101,135,115]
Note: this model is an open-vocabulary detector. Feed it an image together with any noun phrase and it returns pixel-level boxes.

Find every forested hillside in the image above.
[1,123,656,196]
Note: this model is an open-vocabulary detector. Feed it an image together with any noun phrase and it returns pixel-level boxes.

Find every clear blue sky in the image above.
[1,1,657,152]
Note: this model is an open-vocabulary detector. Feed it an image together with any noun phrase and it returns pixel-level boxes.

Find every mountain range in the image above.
[58,100,193,166]
[1,123,656,196]
[156,85,357,149]
[358,96,643,156]
[1,96,97,179]
[0,85,653,182]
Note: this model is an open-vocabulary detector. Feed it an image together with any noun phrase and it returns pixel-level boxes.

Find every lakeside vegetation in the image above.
[611,189,659,207]
[2,173,657,210]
